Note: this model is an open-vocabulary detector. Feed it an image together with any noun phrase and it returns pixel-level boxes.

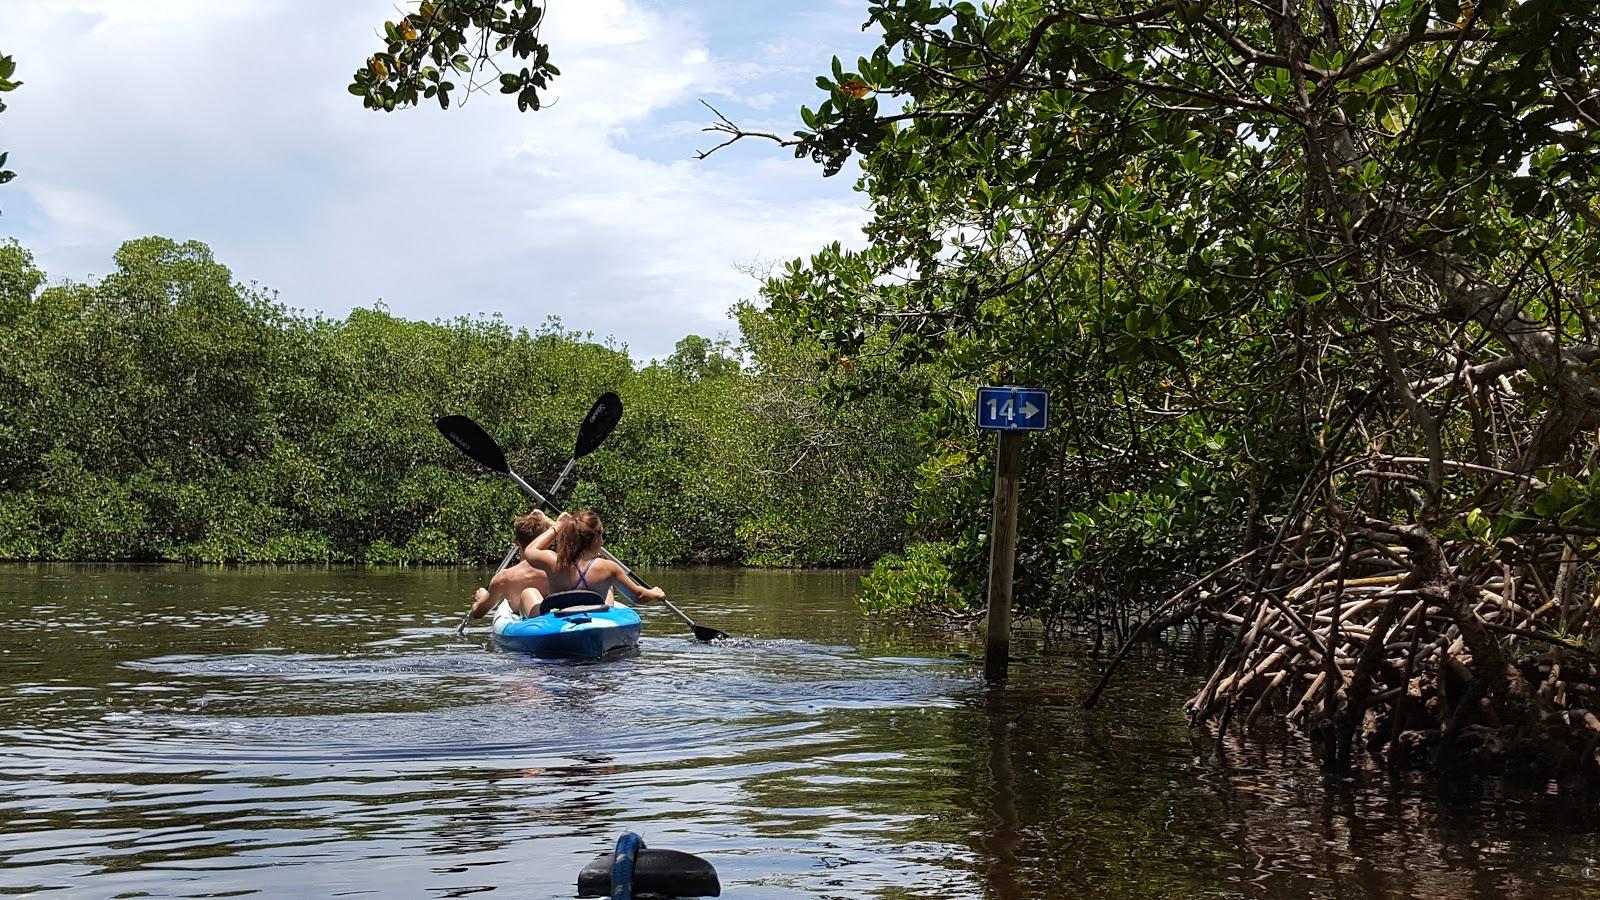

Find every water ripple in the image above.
[0,571,981,898]
[8,566,1600,899]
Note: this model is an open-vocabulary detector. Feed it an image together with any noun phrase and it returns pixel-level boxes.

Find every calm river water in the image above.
[3,565,1600,898]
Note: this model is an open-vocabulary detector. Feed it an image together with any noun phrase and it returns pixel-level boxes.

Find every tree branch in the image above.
[694,100,798,160]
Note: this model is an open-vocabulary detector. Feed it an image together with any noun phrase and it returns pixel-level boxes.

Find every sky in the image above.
[1,0,882,359]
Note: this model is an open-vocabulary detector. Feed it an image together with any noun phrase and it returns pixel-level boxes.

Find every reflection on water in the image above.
[1,565,1599,897]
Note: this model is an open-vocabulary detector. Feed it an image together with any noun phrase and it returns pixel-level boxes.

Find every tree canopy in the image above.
[260,0,1600,772]
[0,237,916,568]
[732,0,1600,772]
[350,0,557,112]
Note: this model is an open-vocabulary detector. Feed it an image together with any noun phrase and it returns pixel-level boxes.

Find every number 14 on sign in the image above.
[986,395,1034,422]
[977,386,1048,432]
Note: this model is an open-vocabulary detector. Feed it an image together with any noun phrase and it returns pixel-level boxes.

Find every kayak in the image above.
[491,594,641,659]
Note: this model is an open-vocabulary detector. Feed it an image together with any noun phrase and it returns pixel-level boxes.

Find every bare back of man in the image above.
[471,560,551,619]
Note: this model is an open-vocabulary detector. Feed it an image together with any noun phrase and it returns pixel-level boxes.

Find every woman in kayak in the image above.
[520,509,666,610]
[470,509,610,618]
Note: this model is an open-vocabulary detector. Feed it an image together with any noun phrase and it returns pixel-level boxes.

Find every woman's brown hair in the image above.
[555,510,604,571]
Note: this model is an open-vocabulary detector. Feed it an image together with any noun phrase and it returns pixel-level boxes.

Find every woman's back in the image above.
[523,510,667,607]
[546,554,604,595]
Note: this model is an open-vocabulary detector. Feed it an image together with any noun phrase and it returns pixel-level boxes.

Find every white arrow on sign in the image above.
[1020,400,1040,420]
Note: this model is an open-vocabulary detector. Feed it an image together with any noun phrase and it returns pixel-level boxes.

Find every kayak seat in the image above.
[540,589,609,616]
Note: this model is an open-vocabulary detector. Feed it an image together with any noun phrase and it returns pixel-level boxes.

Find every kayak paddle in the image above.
[597,552,729,643]
[436,410,729,642]
[549,391,623,498]
[443,394,621,635]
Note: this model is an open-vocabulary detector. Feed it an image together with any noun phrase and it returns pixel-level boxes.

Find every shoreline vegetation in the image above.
[0,237,921,571]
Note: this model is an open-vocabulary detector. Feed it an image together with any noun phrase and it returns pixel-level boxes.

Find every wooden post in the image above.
[985,429,1024,683]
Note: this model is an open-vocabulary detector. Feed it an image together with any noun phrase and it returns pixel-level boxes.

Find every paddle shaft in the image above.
[548,458,578,498]
[660,598,703,631]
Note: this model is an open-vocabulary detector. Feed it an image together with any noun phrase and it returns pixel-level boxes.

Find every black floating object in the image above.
[578,832,720,899]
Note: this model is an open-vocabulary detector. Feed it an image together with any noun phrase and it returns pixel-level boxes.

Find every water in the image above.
[2,565,1600,898]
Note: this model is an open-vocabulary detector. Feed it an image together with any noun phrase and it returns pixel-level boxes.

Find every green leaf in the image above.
[1381,103,1407,134]
[1511,183,1542,216]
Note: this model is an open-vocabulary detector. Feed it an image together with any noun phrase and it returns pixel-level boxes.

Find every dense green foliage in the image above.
[734,0,1600,628]
[0,237,916,566]
[733,293,932,567]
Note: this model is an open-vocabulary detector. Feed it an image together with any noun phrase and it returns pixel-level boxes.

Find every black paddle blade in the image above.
[693,624,729,642]
[436,415,510,474]
[573,392,623,459]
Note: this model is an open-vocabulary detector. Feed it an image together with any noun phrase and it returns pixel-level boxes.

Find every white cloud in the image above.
[0,0,871,359]
[738,91,780,111]
[26,185,136,238]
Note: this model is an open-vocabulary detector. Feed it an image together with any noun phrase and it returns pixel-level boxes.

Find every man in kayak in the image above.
[468,510,613,619]
[519,510,666,610]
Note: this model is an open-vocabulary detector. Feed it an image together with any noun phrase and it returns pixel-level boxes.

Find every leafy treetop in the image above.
[350,0,558,112]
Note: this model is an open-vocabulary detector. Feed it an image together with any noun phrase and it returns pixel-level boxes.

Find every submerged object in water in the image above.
[577,832,720,899]
[490,592,641,659]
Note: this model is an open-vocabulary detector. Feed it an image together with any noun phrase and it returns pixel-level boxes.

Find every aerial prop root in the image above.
[1092,518,1600,777]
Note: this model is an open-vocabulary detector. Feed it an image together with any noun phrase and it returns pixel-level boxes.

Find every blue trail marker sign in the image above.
[977,386,1049,432]
[975,385,1049,683]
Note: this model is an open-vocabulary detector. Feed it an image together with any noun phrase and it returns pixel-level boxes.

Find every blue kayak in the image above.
[491,593,641,659]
